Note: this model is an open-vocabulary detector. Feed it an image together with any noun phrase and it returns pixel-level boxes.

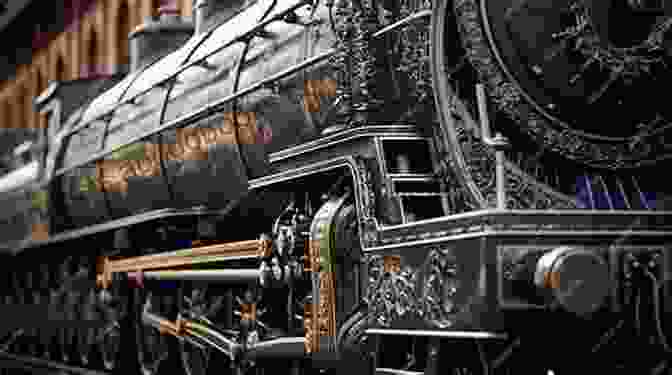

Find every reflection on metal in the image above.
[0,161,39,194]
[364,329,507,339]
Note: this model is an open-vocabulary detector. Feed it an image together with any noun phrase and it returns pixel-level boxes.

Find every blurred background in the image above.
[0,0,193,175]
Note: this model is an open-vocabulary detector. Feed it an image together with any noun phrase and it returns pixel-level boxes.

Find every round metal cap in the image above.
[534,247,610,316]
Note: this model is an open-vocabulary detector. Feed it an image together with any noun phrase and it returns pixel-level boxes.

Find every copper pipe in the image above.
[112,239,268,270]
[97,236,271,289]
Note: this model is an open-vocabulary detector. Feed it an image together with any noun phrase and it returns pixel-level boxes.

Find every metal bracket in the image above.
[476,83,511,210]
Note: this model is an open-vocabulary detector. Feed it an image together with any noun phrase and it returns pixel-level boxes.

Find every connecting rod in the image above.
[97,235,272,289]
[141,310,307,361]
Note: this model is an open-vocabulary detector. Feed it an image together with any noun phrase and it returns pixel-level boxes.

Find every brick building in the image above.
[0,0,194,156]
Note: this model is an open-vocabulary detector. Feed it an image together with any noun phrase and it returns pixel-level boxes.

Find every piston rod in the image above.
[141,311,307,361]
[97,236,272,289]
[127,269,261,287]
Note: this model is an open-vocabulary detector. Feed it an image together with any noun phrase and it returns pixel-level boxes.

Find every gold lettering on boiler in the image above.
[304,79,337,113]
[93,112,258,194]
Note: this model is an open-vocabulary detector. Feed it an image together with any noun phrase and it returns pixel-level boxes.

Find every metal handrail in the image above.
[54,9,432,177]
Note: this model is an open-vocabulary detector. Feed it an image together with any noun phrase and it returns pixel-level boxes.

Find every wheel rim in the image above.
[98,282,126,370]
[178,284,217,375]
[136,290,173,375]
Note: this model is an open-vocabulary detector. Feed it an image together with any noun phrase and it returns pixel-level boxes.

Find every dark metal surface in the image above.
[0,351,109,375]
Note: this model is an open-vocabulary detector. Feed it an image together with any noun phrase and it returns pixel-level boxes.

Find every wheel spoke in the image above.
[137,291,172,375]
[98,281,126,370]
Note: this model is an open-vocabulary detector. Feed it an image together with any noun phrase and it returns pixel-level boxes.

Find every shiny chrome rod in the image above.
[127,269,261,287]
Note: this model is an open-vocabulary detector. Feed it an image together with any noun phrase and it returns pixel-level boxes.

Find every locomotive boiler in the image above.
[0,0,670,374]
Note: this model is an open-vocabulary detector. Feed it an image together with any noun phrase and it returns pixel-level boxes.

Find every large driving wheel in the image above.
[178,280,309,374]
[430,0,672,210]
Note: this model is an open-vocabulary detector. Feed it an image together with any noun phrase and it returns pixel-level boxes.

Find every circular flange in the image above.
[534,247,610,316]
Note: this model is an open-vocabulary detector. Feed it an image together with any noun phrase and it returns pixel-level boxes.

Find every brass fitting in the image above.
[96,256,111,290]
[240,303,256,321]
[158,317,185,337]
[383,255,401,274]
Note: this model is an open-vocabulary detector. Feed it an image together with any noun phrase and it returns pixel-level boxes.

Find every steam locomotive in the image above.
[0,0,670,374]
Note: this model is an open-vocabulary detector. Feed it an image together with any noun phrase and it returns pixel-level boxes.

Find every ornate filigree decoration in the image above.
[395,0,434,121]
[420,247,460,328]
[364,255,421,327]
[454,125,497,206]
[306,200,341,354]
[350,0,385,125]
[327,0,355,127]
[453,0,672,169]
[455,123,578,209]
[434,153,478,214]
[318,271,337,339]
[363,249,467,328]
[304,303,316,353]
[554,1,671,85]
[353,157,379,248]
[327,0,408,128]
[504,165,578,210]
